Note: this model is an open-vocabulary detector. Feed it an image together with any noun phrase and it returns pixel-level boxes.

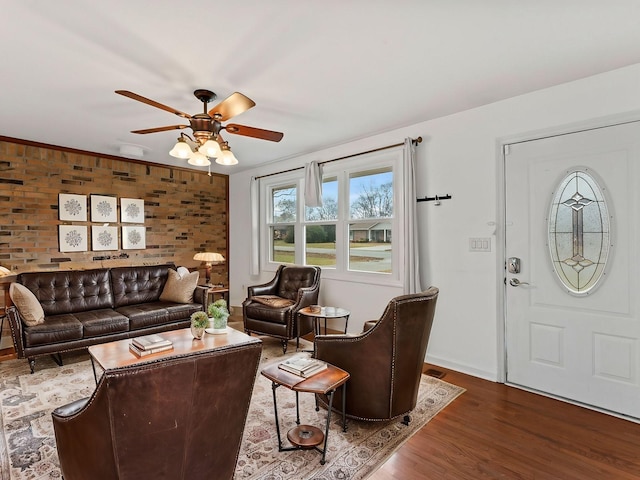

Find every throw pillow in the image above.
[159,269,199,303]
[9,283,45,326]
[176,266,190,278]
[252,295,295,308]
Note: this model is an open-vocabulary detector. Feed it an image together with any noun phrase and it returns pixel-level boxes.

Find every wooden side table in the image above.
[206,286,229,305]
[261,360,350,465]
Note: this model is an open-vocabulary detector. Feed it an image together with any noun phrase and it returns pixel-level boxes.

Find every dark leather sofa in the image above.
[7,264,207,372]
[52,335,262,480]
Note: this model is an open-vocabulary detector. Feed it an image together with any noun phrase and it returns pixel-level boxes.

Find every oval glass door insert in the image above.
[548,168,611,295]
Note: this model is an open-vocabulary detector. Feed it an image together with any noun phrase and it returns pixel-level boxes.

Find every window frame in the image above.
[260,148,405,287]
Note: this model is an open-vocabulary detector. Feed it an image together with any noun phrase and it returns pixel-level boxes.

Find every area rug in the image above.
[0,337,464,480]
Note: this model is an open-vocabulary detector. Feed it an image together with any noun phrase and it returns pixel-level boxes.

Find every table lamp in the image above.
[193,252,225,286]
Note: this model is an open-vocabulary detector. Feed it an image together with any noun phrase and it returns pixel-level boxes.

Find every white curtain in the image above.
[403,138,422,294]
[304,161,323,207]
[250,176,260,275]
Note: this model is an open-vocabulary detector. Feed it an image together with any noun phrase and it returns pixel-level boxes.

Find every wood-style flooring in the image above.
[2,319,638,478]
[369,364,640,480]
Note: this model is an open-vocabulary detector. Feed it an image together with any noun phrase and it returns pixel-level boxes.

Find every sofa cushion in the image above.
[163,302,203,322]
[74,309,130,338]
[23,314,83,347]
[159,269,199,304]
[10,283,45,326]
[116,303,170,330]
[251,295,295,308]
[244,302,290,325]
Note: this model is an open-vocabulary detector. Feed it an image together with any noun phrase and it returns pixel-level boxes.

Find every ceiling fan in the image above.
[115,89,283,166]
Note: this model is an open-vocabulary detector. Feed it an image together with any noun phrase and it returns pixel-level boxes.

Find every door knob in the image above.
[509,278,530,287]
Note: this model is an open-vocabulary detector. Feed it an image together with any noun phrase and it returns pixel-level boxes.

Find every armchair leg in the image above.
[282,340,288,354]
[402,415,411,426]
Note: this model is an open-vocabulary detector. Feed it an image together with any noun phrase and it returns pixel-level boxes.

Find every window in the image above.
[261,149,404,286]
[348,168,393,274]
[270,185,296,264]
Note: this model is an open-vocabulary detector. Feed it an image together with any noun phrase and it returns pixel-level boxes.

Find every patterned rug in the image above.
[0,337,464,480]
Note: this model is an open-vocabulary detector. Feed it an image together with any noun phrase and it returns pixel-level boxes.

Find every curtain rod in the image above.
[255,136,422,180]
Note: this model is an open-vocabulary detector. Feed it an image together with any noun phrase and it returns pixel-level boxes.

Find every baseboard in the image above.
[426,354,498,382]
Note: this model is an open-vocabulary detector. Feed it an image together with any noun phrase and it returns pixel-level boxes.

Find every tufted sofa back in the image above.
[110,265,171,308]
[18,269,113,316]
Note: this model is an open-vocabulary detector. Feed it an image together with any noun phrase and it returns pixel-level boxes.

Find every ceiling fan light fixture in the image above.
[215,148,238,166]
[198,139,221,158]
[187,151,211,166]
[169,137,192,159]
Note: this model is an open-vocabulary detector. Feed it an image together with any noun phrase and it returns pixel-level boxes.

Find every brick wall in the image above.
[0,138,228,287]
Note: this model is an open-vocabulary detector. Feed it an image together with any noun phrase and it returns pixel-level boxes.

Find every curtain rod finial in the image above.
[414,136,422,144]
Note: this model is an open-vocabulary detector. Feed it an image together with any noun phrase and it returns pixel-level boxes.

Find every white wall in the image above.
[230,62,640,381]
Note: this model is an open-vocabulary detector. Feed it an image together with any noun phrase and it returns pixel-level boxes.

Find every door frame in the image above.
[495,109,640,384]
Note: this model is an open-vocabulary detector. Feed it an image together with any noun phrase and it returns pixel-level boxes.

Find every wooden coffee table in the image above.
[88,327,257,383]
[261,360,349,465]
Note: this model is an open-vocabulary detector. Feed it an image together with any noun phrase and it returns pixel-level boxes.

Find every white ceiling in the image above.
[3,1,640,175]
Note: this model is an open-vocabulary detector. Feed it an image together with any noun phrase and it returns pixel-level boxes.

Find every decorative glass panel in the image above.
[548,169,611,295]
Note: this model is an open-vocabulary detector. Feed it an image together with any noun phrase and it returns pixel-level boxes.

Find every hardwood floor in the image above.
[369,364,640,480]
[2,316,638,478]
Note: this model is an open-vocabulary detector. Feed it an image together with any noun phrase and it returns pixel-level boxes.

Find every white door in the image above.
[505,121,640,420]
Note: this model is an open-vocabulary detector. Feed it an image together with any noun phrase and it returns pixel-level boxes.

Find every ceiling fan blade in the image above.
[115,90,191,119]
[208,92,256,121]
[225,123,284,142]
[131,125,189,134]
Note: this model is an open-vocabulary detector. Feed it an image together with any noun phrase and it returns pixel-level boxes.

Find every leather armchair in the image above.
[52,339,262,480]
[314,287,439,423]
[243,265,321,353]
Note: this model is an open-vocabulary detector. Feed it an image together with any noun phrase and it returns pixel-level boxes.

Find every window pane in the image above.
[271,226,295,264]
[349,169,393,219]
[348,222,392,273]
[272,185,296,223]
[305,177,338,221]
[305,224,336,267]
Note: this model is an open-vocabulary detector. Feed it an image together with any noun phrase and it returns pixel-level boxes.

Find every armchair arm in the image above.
[52,397,90,418]
[6,306,26,358]
[246,265,284,298]
[52,380,118,480]
[293,283,320,310]
[193,285,208,309]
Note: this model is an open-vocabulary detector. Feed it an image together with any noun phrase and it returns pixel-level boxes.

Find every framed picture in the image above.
[122,226,146,249]
[120,198,144,223]
[91,225,118,251]
[59,225,88,252]
[58,194,87,221]
[90,195,117,223]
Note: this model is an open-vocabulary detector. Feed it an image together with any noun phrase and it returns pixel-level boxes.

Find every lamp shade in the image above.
[188,152,211,166]
[198,139,221,158]
[193,252,225,263]
[215,149,238,166]
[169,138,192,159]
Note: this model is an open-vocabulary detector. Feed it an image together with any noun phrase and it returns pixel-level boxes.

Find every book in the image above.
[278,354,328,377]
[129,342,174,357]
[132,333,172,351]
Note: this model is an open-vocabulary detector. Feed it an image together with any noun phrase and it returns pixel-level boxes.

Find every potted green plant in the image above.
[207,298,230,334]
[190,311,209,339]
